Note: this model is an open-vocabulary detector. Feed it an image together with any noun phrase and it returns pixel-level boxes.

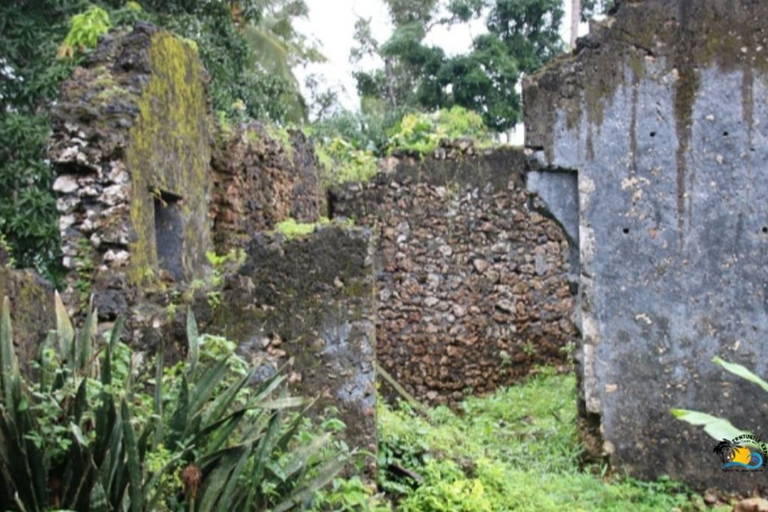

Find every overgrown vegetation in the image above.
[315,106,494,186]
[273,217,355,240]
[0,296,364,511]
[377,369,726,511]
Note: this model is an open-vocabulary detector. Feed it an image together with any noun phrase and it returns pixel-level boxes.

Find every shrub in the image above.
[316,138,378,186]
[57,5,112,59]
[386,106,493,156]
[0,294,352,511]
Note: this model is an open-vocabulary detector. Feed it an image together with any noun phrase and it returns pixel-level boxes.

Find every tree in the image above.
[350,0,564,134]
[486,0,564,75]
[0,0,316,279]
[570,0,581,47]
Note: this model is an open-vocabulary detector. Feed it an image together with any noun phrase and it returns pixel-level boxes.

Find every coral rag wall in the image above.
[332,146,576,406]
[525,0,768,493]
[49,23,213,324]
[211,123,325,253]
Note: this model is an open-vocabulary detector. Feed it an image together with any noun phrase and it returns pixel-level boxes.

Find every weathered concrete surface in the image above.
[331,147,576,406]
[212,226,376,470]
[525,0,768,493]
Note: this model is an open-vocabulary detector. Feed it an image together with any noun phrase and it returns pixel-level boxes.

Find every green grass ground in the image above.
[375,368,729,512]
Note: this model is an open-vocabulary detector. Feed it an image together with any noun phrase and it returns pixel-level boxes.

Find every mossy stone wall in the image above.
[126,30,212,286]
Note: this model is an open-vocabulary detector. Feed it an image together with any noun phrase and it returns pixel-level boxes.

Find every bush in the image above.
[0,294,356,511]
[316,138,378,186]
[377,370,706,511]
[386,106,493,156]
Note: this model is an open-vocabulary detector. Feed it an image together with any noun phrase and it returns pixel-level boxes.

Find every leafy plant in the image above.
[672,356,768,442]
[0,294,351,511]
[57,5,112,59]
[386,107,493,156]
[316,138,378,186]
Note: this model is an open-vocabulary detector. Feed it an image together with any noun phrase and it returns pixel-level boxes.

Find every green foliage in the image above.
[274,217,338,240]
[387,106,493,155]
[351,0,564,132]
[673,356,768,442]
[316,138,378,186]
[0,296,353,511]
[58,5,112,58]
[378,370,710,511]
[581,0,616,22]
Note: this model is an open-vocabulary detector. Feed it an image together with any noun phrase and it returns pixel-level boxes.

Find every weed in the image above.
[378,369,717,511]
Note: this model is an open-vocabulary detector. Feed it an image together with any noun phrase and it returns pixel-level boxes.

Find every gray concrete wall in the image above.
[524,0,768,493]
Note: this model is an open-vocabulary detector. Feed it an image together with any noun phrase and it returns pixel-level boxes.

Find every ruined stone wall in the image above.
[208,226,376,464]
[48,24,326,348]
[524,0,768,493]
[210,124,326,253]
[49,23,213,324]
[331,148,576,406]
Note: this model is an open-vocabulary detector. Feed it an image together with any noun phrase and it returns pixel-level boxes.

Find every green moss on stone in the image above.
[126,31,212,287]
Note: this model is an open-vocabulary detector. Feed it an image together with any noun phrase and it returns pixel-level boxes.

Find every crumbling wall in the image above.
[210,124,325,253]
[524,0,768,493]
[332,146,576,406]
[49,23,213,324]
[210,226,376,464]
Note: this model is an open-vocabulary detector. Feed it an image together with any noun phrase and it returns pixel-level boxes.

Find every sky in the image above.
[294,0,587,113]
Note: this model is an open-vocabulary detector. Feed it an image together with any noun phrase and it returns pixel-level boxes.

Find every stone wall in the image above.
[210,123,326,253]
[331,147,576,406]
[48,23,213,324]
[48,24,326,345]
[210,226,376,467]
[524,0,768,493]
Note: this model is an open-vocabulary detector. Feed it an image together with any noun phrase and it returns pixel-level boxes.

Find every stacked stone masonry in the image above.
[332,147,577,406]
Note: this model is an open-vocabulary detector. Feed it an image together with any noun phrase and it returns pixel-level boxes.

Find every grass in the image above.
[377,368,728,512]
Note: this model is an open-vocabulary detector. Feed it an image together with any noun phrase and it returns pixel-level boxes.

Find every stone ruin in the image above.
[331,149,576,406]
[1,0,766,494]
[525,0,768,494]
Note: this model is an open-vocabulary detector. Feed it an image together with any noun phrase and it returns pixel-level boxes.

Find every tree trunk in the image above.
[570,0,581,47]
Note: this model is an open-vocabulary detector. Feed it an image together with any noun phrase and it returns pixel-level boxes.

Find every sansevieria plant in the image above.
[0,293,350,511]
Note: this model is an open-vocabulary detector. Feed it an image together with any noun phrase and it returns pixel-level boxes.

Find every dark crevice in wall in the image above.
[154,190,184,281]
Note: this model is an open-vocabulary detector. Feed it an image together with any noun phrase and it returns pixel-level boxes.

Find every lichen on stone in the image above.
[126,30,212,287]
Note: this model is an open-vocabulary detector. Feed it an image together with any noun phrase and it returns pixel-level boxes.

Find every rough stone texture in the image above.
[331,148,576,406]
[524,0,768,493]
[49,23,213,323]
[210,124,325,253]
[0,267,55,373]
[211,226,377,465]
